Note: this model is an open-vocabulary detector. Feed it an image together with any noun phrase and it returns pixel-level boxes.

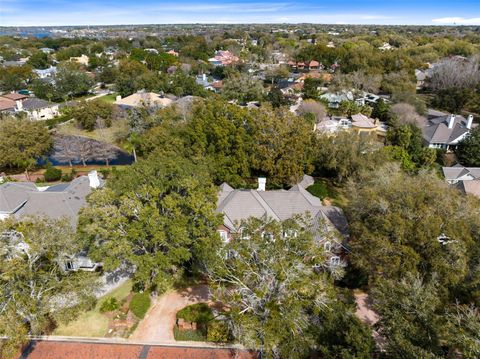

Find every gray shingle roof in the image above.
[216,175,348,236]
[422,115,474,145]
[442,166,480,181]
[22,98,56,110]
[0,176,94,225]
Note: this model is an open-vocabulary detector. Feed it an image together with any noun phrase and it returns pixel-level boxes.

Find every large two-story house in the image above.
[422,112,475,150]
[0,171,103,271]
[215,175,348,266]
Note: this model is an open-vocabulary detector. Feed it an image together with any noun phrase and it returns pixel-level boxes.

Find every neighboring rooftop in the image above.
[16,340,258,359]
[0,172,101,225]
[442,166,480,182]
[115,92,173,108]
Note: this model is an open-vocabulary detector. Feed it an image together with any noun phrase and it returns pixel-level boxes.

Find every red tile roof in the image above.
[17,340,258,359]
[0,98,16,111]
[2,93,28,101]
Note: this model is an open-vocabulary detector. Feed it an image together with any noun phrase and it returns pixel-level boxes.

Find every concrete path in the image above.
[131,285,210,342]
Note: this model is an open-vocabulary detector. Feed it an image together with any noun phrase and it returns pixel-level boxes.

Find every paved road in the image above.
[131,285,210,342]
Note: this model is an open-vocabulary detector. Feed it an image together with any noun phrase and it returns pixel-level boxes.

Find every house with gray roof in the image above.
[16,97,59,120]
[216,175,348,265]
[422,113,475,150]
[442,165,480,198]
[0,171,101,225]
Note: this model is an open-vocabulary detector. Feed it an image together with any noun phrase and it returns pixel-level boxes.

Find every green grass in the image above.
[176,303,213,324]
[129,292,151,319]
[173,327,207,342]
[98,93,119,104]
[54,280,132,337]
[306,181,329,199]
[57,119,130,146]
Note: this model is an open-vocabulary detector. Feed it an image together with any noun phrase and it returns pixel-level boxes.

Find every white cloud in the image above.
[432,17,480,25]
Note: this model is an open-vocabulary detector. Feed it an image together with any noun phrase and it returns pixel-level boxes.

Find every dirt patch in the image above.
[131,285,210,342]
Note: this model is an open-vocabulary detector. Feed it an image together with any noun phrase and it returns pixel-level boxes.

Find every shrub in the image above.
[129,292,151,319]
[44,162,62,182]
[61,168,77,182]
[207,321,230,343]
[176,303,213,324]
[99,297,119,313]
[306,181,329,199]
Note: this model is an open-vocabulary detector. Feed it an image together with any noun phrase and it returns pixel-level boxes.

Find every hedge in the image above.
[129,292,151,319]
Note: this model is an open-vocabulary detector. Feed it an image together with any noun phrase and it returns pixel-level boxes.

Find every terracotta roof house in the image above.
[308,60,320,69]
[208,50,240,66]
[422,113,475,150]
[351,113,387,138]
[216,175,348,264]
[0,97,16,111]
[115,92,173,109]
[2,92,28,101]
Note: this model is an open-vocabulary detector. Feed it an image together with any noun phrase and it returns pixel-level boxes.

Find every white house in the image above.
[16,98,59,120]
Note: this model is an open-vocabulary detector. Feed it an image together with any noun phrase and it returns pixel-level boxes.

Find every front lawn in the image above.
[98,93,119,104]
[53,279,132,337]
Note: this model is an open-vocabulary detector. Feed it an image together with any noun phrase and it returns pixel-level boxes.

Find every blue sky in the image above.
[1,0,479,26]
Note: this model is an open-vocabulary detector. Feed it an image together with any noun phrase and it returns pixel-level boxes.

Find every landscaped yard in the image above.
[56,120,129,146]
[54,280,133,337]
[306,178,347,207]
[98,93,119,104]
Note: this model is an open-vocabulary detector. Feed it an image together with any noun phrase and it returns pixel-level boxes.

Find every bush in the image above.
[44,162,62,182]
[176,303,213,324]
[306,181,329,199]
[207,321,230,343]
[61,168,77,182]
[129,292,151,319]
[173,327,206,341]
[99,297,119,313]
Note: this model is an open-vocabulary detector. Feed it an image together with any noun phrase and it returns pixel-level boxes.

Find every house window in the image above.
[65,261,74,271]
[218,230,229,243]
[324,241,332,252]
[330,256,340,266]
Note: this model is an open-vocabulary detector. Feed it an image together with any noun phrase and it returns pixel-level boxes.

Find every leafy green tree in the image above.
[55,67,93,100]
[456,126,480,167]
[371,99,392,123]
[347,164,476,288]
[371,274,445,358]
[208,216,337,359]
[72,99,114,131]
[444,304,480,358]
[0,117,52,178]
[0,217,97,358]
[432,88,474,113]
[251,106,314,186]
[314,131,386,183]
[266,86,289,108]
[302,77,320,100]
[26,51,50,69]
[79,152,222,292]
[222,73,264,104]
[0,65,33,91]
[315,297,376,359]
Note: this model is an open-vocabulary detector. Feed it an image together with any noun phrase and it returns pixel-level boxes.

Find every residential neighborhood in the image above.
[1,4,480,359]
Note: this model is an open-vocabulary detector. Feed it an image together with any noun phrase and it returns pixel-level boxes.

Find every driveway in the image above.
[130,285,210,342]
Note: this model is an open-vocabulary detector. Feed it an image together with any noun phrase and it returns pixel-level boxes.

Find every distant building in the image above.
[114,91,173,109]
[69,54,89,66]
[208,50,240,66]
[33,66,57,79]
